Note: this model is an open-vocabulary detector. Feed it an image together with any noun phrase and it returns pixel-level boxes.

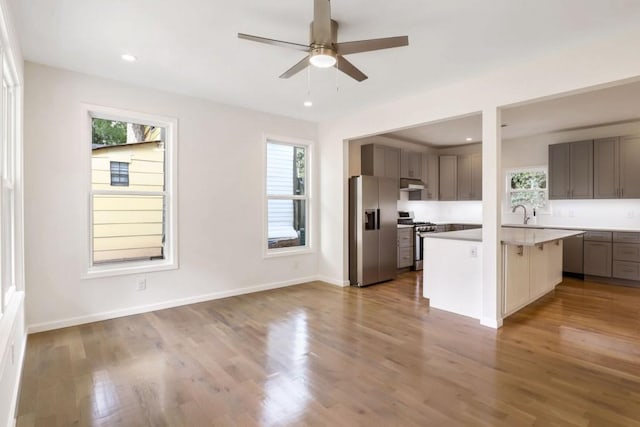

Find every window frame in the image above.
[264,135,312,258]
[83,104,178,278]
[0,52,18,310]
[504,166,550,214]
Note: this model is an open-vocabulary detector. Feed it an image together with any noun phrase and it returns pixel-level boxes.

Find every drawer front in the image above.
[583,231,612,242]
[398,247,414,268]
[613,261,640,281]
[398,230,413,247]
[613,243,640,262]
[613,232,640,243]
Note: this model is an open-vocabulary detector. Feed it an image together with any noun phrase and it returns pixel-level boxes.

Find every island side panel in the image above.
[423,237,483,320]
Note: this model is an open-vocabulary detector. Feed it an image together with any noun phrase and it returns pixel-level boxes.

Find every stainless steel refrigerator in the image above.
[349,176,398,286]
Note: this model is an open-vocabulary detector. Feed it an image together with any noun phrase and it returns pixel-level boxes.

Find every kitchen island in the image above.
[422,227,584,323]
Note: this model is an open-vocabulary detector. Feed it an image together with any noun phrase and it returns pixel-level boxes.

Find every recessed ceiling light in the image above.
[465,137,473,141]
[303,100,313,107]
[121,54,137,62]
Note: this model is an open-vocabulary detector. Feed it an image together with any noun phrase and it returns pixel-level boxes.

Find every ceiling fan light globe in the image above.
[309,47,337,68]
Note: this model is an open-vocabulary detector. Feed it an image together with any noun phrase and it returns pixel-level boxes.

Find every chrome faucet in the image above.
[512,204,530,224]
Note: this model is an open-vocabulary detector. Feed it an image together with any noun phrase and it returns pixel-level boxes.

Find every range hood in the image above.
[400,178,425,191]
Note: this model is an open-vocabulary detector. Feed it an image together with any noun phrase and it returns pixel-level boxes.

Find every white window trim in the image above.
[504,166,550,214]
[82,104,179,279]
[263,134,313,258]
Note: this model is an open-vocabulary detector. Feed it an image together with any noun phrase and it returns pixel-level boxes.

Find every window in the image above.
[1,59,17,308]
[506,167,548,211]
[88,107,177,276]
[265,138,310,253]
[110,161,129,186]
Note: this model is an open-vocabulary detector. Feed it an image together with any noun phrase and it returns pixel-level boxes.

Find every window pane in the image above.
[92,194,165,264]
[510,171,547,190]
[92,118,165,191]
[266,142,306,196]
[510,190,548,209]
[267,199,306,249]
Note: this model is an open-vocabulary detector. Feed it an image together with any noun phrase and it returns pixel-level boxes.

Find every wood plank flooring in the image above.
[16,273,640,426]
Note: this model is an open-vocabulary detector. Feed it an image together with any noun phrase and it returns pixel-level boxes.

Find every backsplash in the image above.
[400,199,640,230]
[398,200,483,223]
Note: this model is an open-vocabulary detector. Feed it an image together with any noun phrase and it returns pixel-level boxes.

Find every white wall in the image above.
[318,25,640,323]
[24,63,319,331]
[502,121,640,229]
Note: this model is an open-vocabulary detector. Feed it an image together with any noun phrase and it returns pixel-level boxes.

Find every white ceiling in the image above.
[383,80,640,146]
[10,0,640,122]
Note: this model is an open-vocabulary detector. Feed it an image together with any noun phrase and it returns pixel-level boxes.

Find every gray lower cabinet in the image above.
[549,140,593,199]
[612,232,640,280]
[584,241,612,277]
[397,227,414,268]
[583,231,613,277]
[361,144,400,181]
[562,234,583,274]
[439,155,457,201]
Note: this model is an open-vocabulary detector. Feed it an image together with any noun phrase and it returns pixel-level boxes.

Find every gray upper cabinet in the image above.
[594,136,640,199]
[400,151,422,179]
[410,153,438,201]
[549,143,570,199]
[457,153,482,200]
[439,155,457,201]
[619,136,640,199]
[361,144,400,181]
[549,140,593,199]
[594,137,619,198]
[569,140,593,199]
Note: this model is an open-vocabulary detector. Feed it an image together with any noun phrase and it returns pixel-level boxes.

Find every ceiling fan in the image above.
[238,0,409,82]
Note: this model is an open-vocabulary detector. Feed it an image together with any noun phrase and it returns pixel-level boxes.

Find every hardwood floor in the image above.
[16,273,640,426]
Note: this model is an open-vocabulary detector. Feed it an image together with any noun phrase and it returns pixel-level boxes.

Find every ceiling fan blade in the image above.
[336,56,368,82]
[312,0,333,44]
[238,33,310,52]
[279,56,311,79]
[336,36,409,55]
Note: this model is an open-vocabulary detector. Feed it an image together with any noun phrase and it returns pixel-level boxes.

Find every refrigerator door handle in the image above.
[376,208,381,229]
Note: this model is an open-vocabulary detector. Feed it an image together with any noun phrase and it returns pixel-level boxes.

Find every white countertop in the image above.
[397,224,414,229]
[425,227,584,246]
[502,223,640,233]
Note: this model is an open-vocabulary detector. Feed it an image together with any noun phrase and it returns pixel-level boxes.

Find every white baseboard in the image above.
[27,276,319,334]
[481,316,503,329]
[8,335,26,427]
[316,276,350,287]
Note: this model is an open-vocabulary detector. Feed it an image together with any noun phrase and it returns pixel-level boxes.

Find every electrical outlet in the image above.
[627,210,635,218]
[136,278,147,291]
[470,246,478,258]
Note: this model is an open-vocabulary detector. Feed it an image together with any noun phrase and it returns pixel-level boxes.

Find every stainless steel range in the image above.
[398,211,437,271]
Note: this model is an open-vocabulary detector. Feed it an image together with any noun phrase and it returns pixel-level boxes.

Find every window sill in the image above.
[83,259,178,279]
[264,246,313,259]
